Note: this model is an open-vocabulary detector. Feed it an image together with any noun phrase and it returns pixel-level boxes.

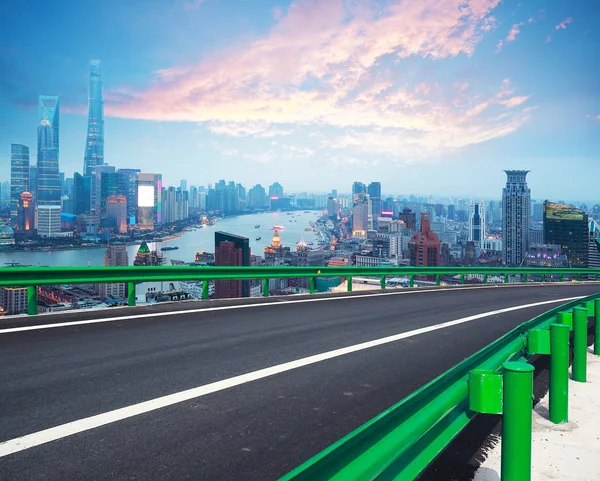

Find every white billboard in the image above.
[138,185,155,207]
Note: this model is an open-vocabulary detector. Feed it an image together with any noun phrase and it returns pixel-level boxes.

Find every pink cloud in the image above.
[496,22,524,52]
[586,114,600,122]
[545,35,552,44]
[555,17,572,30]
[104,0,534,159]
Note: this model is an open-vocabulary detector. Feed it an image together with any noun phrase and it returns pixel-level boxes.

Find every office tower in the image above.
[502,170,531,266]
[589,220,600,269]
[136,173,162,230]
[91,165,115,214]
[38,148,61,205]
[327,196,339,220]
[399,208,417,230]
[269,182,284,198]
[352,182,366,205]
[10,144,29,220]
[37,205,61,237]
[532,202,544,222]
[409,212,441,267]
[352,202,369,238]
[468,202,486,244]
[100,171,119,215]
[106,195,128,233]
[368,182,382,219]
[189,186,198,209]
[214,232,250,299]
[84,60,104,176]
[117,168,140,221]
[543,202,588,268]
[180,179,187,192]
[99,243,129,300]
[447,204,456,221]
[73,172,91,215]
[16,192,36,237]
[39,95,59,150]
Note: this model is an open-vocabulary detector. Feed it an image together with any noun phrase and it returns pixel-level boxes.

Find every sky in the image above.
[1,0,599,200]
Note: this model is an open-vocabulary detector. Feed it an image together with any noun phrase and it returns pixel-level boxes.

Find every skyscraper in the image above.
[100,243,129,300]
[136,173,162,230]
[10,144,29,220]
[352,202,369,238]
[468,201,486,244]
[73,172,91,215]
[269,182,284,198]
[84,60,104,176]
[37,115,61,206]
[38,95,59,152]
[117,168,140,221]
[368,182,382,219]
[502,170,531,266]
[543,202,588,268]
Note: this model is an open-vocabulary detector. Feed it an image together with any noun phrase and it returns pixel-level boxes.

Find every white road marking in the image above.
[0,283,582,334]
[0,296,582,458]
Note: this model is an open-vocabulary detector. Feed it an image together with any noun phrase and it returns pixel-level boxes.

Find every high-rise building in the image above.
[39,95,59,152]
[352,182,366,204]
[37,109,61,206]
[399,208,417,230]
[352,202,369,238]
[327,196,339,220]
[37,205,61,237]
[368,182,382,221]
[468,202,486,244]
[269,182,284,198]
[84,60,105,176]
[99,243,129,300]
[214,232,250,298]
[409,213,441,266]
[248,184,268,209]
[136,173,162,230]
[16,192,36,237]
[502,170,531,266]
[72,173,91,215]
[180,179,187,192]
[117,168,140,221]
[543,202,589,268]
[10,144,29,220]
[91,164,115,215]
[106,195,128,233]
[100,171,119,215]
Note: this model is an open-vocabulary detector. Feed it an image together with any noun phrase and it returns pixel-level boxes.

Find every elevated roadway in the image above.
[1,283,598,480]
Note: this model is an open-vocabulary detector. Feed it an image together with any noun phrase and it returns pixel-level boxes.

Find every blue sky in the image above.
[1,0,599,200]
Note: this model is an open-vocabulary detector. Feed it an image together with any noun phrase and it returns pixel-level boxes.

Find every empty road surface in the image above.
[0,283,597,480]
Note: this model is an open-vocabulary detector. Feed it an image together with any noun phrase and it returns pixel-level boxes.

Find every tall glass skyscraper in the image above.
[38,95,59,153]
[37,116,61,206]
[502,170,531,266]
[84,60,105,176]
[10,144,30,220]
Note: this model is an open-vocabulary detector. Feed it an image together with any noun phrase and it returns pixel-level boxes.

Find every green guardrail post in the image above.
[549,323,570,424]
[577,273,581,282]
[201,280,209,300]
[310,277,316,295]
[460,274,465,285]
[501,362,534,481]
[27,285,37,316]
[573,306,588,382]
[380,276,386,290]
[541,273,546,282]
[347,276,353,292]
[263,278,269,297]
[523,274,528,283]
[595,299,600,356]
[559,273,564,282]
[127,282,136,307]
[557,310,573,330]
[483,274,488,284]
[436,274,440,286]
[504,273,509,284]
[409,275,414,288]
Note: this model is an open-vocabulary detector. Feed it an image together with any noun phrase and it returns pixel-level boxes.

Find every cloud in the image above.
[555,17,572,30]
[586,114,600,122]
[545,35,552,44]
[105,0,534,162]
[496,22,524,52]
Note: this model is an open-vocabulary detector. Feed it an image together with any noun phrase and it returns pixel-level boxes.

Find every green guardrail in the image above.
[278,295,600,481]
[0,266,599,315]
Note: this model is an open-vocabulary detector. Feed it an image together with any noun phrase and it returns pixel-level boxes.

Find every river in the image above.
[0,211,322,268]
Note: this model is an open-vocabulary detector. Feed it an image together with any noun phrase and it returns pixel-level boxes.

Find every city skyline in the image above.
[1,0,599,198]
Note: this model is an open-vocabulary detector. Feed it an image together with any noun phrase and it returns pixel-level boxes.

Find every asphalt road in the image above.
[0,284,598,480]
